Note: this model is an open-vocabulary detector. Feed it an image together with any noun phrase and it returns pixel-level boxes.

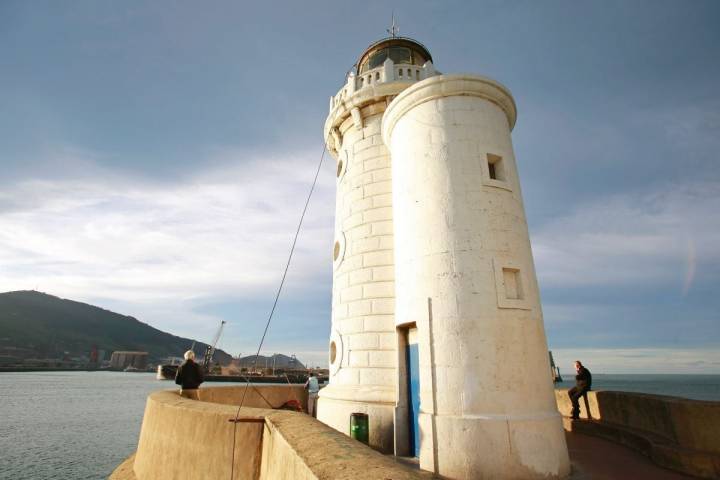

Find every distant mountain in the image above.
[234,353,305,370]
[0,290,232,364]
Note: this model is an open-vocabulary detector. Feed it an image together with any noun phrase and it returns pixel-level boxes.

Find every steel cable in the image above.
[228,139,328,479]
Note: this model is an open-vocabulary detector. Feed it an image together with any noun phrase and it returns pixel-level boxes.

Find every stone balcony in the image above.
[323,59,439,156]
[329,59,438,114]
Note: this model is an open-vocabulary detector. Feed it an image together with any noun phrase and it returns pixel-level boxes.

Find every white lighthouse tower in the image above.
[318,35,570,479]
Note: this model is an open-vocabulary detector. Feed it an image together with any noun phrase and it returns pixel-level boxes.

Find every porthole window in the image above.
[329,341,337,364]
[329,330,343,376]
[333,232,346,271]
[336,150,348,182]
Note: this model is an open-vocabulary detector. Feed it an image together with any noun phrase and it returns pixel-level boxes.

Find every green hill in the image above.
[235,353,305,370]
[0,290,232,364]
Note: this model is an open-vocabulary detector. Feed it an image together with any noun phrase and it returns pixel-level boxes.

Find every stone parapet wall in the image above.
[111,386,433,480]
[260,404,435,480]
[195,383,306,410]
[555,389,720,478]
[131,390,266,480]
[555,389,720,453]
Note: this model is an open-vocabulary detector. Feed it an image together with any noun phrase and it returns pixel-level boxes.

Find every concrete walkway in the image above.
[567,431,694,479]
[390,431,694,479]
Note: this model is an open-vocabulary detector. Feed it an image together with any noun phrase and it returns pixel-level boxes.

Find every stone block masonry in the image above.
[318,36,570,479]
[318,94,401,453]
[383,74,570,478]
[110,386,436,480]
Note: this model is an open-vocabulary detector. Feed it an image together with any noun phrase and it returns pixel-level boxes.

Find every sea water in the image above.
[0,371,718,479]
[556,373,720,401]
[1,372,161,480]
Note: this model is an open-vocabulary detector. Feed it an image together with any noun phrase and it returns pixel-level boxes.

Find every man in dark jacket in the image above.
[568,360,592,420]
[175,350,204,400]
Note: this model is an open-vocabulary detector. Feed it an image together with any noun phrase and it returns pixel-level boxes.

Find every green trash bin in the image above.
[349,412,369,444]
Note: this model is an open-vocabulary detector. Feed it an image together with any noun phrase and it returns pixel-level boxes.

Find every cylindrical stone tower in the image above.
[382,76,570,478]
[319,36,570,479]
[318,38,437,453]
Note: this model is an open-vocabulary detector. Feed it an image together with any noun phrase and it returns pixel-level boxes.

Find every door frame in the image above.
[393,322,418,457]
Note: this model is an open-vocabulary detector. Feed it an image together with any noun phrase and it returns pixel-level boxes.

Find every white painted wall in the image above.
[383,75,571,479]
[318,49,441,454]
[318,108,399,452]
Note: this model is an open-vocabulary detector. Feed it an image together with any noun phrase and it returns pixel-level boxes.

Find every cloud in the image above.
[532,180,720,293]
[535,180,720,371]
[0,145,337,319]
[552,347,720,374]
[661,102,720,154]
[682,238,697,297]
[516,97,720,230]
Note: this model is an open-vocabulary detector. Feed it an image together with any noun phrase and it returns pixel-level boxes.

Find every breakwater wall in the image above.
[110,385,433,480]
[112,385,720,479]
[555,389,720,478]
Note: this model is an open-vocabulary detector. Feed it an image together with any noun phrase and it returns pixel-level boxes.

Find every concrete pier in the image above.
[112,385,720,479]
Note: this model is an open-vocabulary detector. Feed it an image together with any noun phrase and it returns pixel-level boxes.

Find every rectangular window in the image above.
[487,154,505,182]
[493,259,530,310]
[502,268,523,300]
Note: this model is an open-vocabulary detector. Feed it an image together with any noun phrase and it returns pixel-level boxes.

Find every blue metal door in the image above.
[406,329,420,457]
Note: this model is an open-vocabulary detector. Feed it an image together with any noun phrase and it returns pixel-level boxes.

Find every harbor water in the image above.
[1,372,159,480]
[555,373,720,401]
[0,371,718,479]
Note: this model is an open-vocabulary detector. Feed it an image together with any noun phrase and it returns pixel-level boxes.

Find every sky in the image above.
[1,1,718,373]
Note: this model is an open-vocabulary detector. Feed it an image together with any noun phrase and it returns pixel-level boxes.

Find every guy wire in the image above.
[228,138,328,479]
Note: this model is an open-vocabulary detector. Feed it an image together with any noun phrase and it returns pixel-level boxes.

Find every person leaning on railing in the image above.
[304,372,320,417]
[175,350,204,400]
[568,360,592,420]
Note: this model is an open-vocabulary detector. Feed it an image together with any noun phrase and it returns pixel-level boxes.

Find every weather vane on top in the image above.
[387,12,399,38]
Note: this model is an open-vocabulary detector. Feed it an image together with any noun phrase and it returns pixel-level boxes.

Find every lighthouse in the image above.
[317,35,571,479]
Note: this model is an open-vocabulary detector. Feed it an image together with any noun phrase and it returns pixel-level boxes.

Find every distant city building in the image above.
[110,351,148,370]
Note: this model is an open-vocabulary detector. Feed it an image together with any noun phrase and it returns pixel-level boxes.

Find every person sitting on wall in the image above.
[304,372,320,418]
[568,360,592,420]
[175,350,204,400]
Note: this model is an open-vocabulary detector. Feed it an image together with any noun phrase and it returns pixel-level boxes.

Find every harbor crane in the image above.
[202,320,226,373]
